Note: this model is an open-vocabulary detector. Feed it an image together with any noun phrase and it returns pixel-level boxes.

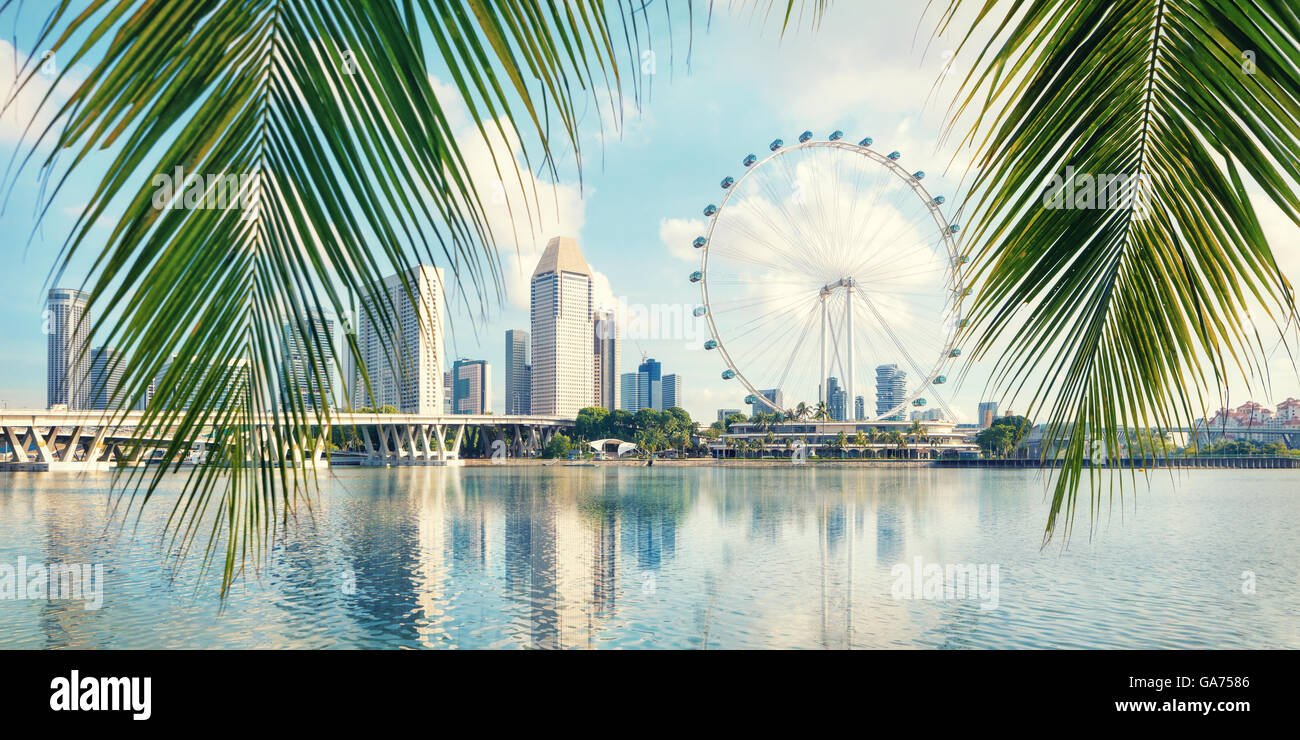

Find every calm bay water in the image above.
[0,466,1296,649]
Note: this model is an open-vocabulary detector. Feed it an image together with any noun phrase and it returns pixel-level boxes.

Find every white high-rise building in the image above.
[530,237,594,417]
[505,329,531,415]
[47,288,91,409]
[351,265,447,414]
[593,308,619,410]
[282,311,334,411]
[662,374,683,410]
[620,372,640,412]
[875,363,907,420]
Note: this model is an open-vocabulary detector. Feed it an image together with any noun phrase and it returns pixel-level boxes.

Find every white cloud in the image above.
[659,216,706,262]
[429,76,612,312]
[0,41,82,144]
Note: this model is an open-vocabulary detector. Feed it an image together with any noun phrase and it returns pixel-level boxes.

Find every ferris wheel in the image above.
[691,130,967,422]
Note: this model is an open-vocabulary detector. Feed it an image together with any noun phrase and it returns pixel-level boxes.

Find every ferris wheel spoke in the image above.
[726,185,825,278]
[771,301,824,400]
[855,290,946,403]
[719,293,822,346]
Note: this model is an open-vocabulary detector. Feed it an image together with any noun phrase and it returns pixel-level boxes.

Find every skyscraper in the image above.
[88,346,123,411]
[638,357,662,410]
[978,401,999,428]
[47,288,91,409]
[854,395,865,420]
[620,372,640,411]
[662,374,683,410]
[451,358,491,414]
[505,329,531,415]
[530,237,594,417]
[592,309,619,410]
[827,376,847,421]
[281,311,334,411]
[757,388,784,412]
[351,265,447,414]
[875,364,906,420]
[443,371,453,413]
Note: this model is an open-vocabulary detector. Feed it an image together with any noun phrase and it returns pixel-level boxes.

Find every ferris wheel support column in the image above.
[819,292,828,405]
[846,279,855,420]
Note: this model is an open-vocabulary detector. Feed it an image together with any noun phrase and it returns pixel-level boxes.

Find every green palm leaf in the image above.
[3,0,821,594]
[939,0,1300,541]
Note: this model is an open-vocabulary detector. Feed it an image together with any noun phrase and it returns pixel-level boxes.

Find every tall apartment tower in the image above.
[620,372,640,412]
[638,357,662,410]
[827,376,847,421]
[593,309,619,410]
[662,374,683,410]
[505,329,531,415]
[88,346,124,411]
[451,358,491,414]
[757,388,784,412]
[875,363,907,420]
[282,311,334,411]
[978,401,999,428]
[47,288,92,409]
[351,265,447,414]
[530,237,593,417]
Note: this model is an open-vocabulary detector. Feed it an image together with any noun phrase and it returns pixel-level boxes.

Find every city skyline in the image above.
[4,3,1299,423]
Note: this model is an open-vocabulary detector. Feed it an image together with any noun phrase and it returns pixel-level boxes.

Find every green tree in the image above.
[607,409,636,440]
[832,431,848,458]
[575,407,609,442]
[975,425,1016,458]
[542,433,572,460]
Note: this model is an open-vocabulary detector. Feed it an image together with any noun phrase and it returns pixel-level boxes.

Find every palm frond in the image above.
[940,0,1300,541]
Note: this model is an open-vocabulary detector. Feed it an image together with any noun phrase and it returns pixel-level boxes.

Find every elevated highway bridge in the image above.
[0,409,574,471]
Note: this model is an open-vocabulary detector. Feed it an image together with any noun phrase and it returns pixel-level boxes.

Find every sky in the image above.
[1,1,1298,424]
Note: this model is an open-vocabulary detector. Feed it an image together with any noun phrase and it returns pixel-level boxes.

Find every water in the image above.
[0,466,1296,649]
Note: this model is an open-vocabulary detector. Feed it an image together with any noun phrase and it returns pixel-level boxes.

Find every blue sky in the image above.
[1,2,1298,423]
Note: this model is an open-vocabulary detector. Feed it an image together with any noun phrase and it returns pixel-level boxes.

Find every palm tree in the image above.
[793,402,810,422]
[813,402,831,421]
[907,421,927,445]
[672,429,691,458]
[886,430,908,459]
[944,0,1300,539]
